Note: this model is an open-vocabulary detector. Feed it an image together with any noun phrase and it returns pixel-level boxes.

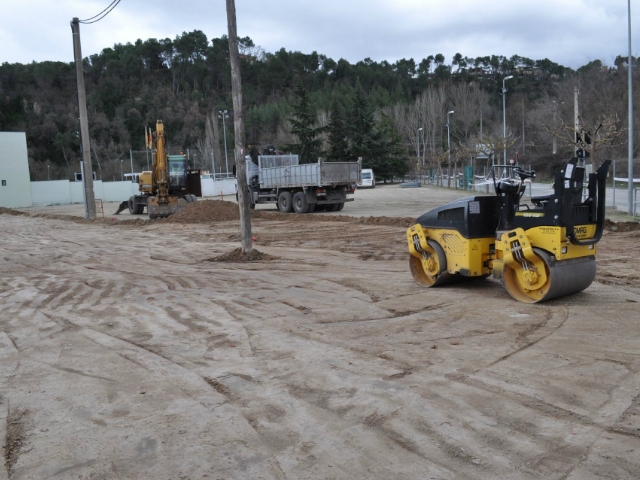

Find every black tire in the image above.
[277,191,293,212]
[328,203,341,212]
[336,202,345,211]
[135,202,144,214]
[128,196,136,214]
[292,191,310,214]
[372,182,376,188]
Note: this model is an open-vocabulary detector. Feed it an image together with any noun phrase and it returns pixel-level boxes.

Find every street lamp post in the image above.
[446,110,454,188]
[47,164,50,181]
[417,127,423,165]
[219,110,229,176]
[628,0,634,214]
[120,160,123,181]
[502,75,514,164]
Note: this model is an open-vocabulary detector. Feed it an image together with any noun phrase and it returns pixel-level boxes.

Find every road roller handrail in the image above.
[566,159,611,246]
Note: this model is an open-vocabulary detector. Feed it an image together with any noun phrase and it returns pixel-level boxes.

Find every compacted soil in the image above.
[1,190,640,479]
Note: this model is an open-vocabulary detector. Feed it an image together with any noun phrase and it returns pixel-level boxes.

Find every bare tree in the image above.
[449,82,488,142]
[416,86,447,166]
[547,114,627,165]
[450,143,477,189]
[474,126,519,173]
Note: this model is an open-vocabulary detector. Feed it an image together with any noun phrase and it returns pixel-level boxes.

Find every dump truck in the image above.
[243,154,361,213]
[114,121,201,219]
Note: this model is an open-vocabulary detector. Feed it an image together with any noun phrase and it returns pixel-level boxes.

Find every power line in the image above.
[79,0,121,24]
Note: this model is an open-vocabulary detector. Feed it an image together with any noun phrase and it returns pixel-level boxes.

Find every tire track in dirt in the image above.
[482,307,570,370]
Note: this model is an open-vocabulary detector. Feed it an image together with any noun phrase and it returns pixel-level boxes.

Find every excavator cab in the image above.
[168,155,188,192]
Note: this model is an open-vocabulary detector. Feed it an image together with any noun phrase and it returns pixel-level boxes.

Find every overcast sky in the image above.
[1,0,637,70]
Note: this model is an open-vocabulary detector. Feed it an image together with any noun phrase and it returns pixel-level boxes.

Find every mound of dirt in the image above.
[253,210,414,227]
[157,200,414,228]
[0,207,28,216]
[162,200,240,223]
[355,216,415,228]
[605,219,640,232]
[208,247,276,262]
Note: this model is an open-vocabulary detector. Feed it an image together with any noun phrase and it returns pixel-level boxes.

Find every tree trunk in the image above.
[226,0,252,254]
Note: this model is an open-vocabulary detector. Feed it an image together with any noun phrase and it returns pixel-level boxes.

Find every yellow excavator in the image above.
[115,120,201,219]
[407,157,611,303]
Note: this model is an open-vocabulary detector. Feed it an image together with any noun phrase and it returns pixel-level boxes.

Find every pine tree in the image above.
[286,81,324,163]
[345,81,408,180]
[369,115,409,180]
[347,82,377,164]
[325,99,349,161]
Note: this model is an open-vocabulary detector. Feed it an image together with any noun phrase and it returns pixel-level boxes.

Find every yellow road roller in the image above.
[407,158,611,303]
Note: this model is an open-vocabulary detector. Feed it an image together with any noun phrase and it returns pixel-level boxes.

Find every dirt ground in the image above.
[2,186,640,479]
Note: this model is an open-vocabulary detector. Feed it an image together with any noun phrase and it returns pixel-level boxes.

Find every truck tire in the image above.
[292,191,310,214]
[328,203,341,212]
[336,202,345,211]
[277,191,293,213]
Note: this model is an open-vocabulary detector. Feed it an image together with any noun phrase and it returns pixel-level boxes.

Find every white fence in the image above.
[29,178,238,206]
[31,180,140,206]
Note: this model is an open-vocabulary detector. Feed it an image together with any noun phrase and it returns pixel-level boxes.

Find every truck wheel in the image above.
[277,191,293,213]
[292,192,310,214]
[128,196,136,214]
[134,202,144,214]
[336,202,345,211]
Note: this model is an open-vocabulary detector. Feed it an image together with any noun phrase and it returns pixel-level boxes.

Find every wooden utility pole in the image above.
[226,0,252,253]
[71,18,96,219]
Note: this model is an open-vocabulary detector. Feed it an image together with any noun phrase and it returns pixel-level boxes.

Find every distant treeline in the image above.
[0,30,636,181]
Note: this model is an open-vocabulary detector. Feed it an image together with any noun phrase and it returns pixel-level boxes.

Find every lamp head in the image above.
[505,75,513,81]
[418,127,423,132]
[448,110,454,115]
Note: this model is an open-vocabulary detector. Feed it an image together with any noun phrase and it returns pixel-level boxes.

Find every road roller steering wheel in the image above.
[513,166,536,181]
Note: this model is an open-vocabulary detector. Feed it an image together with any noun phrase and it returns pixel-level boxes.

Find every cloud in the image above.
[1,0,636,69]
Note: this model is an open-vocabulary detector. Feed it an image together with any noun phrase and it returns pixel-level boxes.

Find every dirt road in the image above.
[2,188,640,479]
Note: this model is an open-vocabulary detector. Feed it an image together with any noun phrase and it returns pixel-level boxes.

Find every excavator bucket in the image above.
[147,196,189,219]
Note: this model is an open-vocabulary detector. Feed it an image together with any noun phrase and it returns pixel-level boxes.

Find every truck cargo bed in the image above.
[257,156,361,189]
